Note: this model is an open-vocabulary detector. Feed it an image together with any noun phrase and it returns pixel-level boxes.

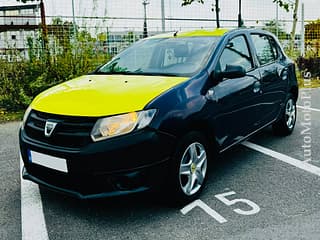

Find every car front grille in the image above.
[24,110,97,149]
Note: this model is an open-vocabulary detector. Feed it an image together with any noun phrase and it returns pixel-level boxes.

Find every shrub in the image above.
[0,42,110,111]
[0,60,32,111]
[296,56,320,78]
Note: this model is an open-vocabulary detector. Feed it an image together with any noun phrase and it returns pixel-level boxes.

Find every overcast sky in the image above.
[1,0,320,32]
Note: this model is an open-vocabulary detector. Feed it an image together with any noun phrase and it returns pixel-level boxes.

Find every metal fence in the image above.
[0,0,319,61]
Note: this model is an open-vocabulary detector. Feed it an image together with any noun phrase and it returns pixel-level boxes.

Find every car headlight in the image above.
[21,106,31,130]
[91,109,157,142]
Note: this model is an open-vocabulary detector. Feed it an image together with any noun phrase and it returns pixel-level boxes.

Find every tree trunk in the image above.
[40,0,49,62]
[290,0,299,55]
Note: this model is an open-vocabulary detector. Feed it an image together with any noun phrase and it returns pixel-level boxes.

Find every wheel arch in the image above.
[290,85,299,102]
[183,120,219,158]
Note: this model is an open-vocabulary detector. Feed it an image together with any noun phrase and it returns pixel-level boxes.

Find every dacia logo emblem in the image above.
[44,120,57,137]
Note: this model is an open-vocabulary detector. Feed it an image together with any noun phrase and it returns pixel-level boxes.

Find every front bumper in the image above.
[19,128,176,199]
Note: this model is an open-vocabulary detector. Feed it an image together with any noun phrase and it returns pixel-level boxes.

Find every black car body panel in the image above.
[19,28,298,198]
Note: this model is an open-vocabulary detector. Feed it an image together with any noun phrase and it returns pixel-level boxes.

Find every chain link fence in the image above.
[1,1,320,60]
[0,0,319,111]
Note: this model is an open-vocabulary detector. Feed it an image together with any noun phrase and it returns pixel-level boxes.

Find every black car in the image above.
[19,28,298,203]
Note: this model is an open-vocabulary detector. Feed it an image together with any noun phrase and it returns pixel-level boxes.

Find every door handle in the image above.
[253,81,261,93]
[205,89,218,102]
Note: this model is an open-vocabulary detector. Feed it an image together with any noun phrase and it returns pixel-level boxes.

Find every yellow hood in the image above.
[31,74,189,117]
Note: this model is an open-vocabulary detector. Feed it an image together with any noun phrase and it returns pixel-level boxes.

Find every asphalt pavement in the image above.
[1,88,320,240]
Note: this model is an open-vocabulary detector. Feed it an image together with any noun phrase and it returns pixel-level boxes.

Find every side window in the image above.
[269,37,280,60]
[251,34,276,65]
[218,35,253,73]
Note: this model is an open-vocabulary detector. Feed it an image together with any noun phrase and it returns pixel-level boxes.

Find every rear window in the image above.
[251,34,278,65]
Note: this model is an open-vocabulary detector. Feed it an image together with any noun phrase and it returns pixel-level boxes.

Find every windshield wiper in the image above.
[92,71,180,77]
[140,72,180,77]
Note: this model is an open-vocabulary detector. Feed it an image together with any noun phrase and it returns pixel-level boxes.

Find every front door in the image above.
[207,34,262,150]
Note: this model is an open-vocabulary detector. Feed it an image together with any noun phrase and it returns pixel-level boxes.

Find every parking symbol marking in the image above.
[181,199,228,223]
[215,191,260,216]
[181,190,260,223]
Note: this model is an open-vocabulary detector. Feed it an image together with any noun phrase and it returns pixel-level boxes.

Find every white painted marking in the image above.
[297,105,320,112]
[181,199,227,223]
[20,156,49,240]
[241,141,320,177]
[215,191,260,216]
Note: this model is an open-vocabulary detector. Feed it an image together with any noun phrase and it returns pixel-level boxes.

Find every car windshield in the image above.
[96,36,220,76]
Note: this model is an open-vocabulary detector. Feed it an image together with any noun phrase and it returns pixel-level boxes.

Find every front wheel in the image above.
[272,94,297,136]
[168,132,209,204]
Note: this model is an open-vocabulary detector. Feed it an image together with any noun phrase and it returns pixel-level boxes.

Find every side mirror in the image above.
[220,64,246,79]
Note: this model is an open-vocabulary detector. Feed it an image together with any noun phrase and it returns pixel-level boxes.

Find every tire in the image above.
[168,132,209,205]
[272,94,297,136]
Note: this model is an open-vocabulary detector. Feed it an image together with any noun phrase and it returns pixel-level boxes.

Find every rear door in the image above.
[249,33,287,127]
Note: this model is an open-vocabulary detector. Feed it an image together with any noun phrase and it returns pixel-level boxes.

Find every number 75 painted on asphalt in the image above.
[181,191,260,223]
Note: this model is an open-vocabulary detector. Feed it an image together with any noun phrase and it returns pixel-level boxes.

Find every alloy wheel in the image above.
[285,99,296,130]
[179,142,207,196]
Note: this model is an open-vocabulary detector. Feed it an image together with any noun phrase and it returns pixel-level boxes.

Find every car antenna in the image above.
[173,31,178,37]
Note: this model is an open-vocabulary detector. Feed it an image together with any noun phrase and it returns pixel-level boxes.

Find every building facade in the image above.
[0,4,40,61]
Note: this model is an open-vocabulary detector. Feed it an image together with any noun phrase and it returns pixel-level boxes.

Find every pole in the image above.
[161,0,165,32]
[142,0,149,38]
[276,3,279,37]
[72,0,77,38]
[238,0,242,28]
[215,0,220,28]
[301,2,305,57]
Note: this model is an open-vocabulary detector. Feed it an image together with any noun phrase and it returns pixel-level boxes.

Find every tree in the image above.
[274,0,300,55]
[182,0,293,28]
[182,0,220,28]
[48,18,75,53]
[263,20,287,39]
[305,19,320,57]
[305,19,320,41]
[17,0,39,3]
[181,0,293,19]
[289,0,299,55]
[123,31,138,44]
[182,0,299,54]
[272,0,292,11]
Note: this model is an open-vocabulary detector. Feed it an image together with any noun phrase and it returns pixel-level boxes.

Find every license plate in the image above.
[28,150,68,173]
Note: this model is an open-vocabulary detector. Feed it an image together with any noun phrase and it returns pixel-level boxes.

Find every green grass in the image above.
[0,109,24,124]
[298,76,320,88]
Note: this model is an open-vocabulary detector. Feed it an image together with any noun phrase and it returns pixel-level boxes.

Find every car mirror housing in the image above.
[221,65,246,79]
[209,70,222,85]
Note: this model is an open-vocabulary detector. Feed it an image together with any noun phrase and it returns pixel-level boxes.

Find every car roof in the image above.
[148,28,231,39]
[147,28,275,40]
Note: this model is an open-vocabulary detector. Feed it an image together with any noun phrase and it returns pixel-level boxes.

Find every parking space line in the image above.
[241,141,320,177]
[297,105,320,112]
[20,157,49,240]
